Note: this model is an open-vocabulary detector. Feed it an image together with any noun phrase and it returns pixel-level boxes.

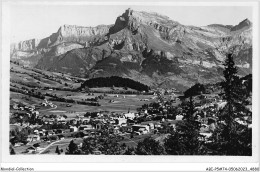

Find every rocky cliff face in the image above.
[57,24,110,43]
[11,8,252,91]
[10,39,40,52]
[10,24,111,65]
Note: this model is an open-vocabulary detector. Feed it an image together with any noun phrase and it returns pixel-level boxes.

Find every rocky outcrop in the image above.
[58,24,110,43]
[231,18,252,32]
[53,43,84,56]
[10,39,40,52]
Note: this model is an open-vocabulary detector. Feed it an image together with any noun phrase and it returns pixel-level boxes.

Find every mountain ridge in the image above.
[10,8,252,91]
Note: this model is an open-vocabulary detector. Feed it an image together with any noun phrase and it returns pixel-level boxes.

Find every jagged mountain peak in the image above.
[126,8,171,20]
[207,18,252,33]
[240,18,252,25]
[231,18,252,32]
[116,8,180,28]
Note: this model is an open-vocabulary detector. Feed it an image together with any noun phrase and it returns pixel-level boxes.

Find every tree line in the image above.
[10,87,45,100]
[45,93,100,106]
[81,76,150,92]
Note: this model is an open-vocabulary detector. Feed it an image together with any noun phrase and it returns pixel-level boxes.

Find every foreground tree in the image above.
[184,83,206,98]
[66,140,80,155]
[123,147,136,155]
[10,147,16,155]
[10,127,31,145]
[81,131,126,155]
[99,134,126,155]
[164,97,207,155]
[55,146,61,155]
[135,137,165,155]
[209,54,252,155]
[81,137,97,154]
[221,54,247,125]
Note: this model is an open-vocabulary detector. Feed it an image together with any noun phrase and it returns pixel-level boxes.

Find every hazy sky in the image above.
[9,5,252,43]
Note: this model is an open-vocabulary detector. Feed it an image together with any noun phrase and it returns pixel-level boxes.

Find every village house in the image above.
[70,119,78,125]
[57,115,66,121]
[47,118,55,125]
[176,114,184,120]
[47,130,55,136]
[70,126,78,132]
[55,129,65,134]
[27,134,40,142]
[108,118,116,124]
[26,146,36,154]
[81,117,91,123]
[57,120,66,125]
[113,126,121,134]
[76,114,86,120]
[38,130,44,136]
[97,113,104,117]
[79,125,94,131]
[132,124,150,133]
[41,102,47,107]
[199,126,213,143]
[124,112,135,119]
[120,126,132,133]
[57,135,65,140]
[162,120,183,130]
[13,104,19,109]
[95,123,103,130]
[117,117,127,126]
[33,111,39,116]
[33,129,39,135]
[121,123,127,127]
[141,121,161,130]
[14,142,24,147]
[139,128,149,134]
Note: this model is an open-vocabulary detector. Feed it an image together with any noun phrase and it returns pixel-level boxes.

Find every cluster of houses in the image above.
[10,86,252,154]
[72,111,186,135]
[20,109,187,145]
[12,103,40,120]
[12,103,38,114]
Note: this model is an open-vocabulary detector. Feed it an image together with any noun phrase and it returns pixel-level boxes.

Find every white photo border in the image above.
[1,0,259,171]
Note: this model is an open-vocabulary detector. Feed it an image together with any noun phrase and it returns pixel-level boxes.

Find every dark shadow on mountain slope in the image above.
[113,41,125,50]
[141,52,183,76]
